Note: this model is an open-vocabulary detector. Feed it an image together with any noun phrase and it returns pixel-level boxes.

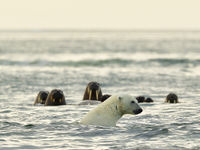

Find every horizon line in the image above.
[1,28,200,32]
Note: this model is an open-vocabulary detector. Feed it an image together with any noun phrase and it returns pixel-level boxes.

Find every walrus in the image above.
[100,94,111,102]
[45,89,66,106]
[33,91,49,105]
[83,81,102,101]
[136,96,154,103]
[145,97,154,103]
[136,96,145,103]
[165,93,179,103]
[79,94,111,105]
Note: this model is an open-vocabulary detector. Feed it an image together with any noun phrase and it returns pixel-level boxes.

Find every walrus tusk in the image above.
[39,98,42,103]
[53,99,55,103]
[89,89,92,100]
[87,87,90,95]
[96,90,99,100]
[59,99,62,103]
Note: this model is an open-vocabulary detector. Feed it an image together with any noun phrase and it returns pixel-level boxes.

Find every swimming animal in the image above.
[33,91,49,105]
[165,93,179,103]
[45,89,66,106]
[80,94,143,127]
[83,81,102,101]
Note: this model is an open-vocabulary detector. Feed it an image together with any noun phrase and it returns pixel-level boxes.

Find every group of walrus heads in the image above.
[136,93,179,103]
[82,81,111,102]
[34,82,179,105]
[82,81,179,104]
[136,96,154,103]
[34,89,66,106]
[34,81,111,106]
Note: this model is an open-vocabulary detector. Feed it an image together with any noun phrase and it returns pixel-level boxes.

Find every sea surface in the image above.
[0,30,200,150]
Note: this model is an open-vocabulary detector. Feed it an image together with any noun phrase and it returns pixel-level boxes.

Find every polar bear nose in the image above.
[133,108,143,114]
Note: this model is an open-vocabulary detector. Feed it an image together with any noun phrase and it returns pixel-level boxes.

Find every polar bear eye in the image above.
[131,101,135,104]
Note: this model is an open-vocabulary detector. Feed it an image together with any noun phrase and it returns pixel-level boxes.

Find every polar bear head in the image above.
[116,95,143,115]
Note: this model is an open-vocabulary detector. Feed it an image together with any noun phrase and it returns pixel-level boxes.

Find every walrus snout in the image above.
[40,92,48,103]
[88,82,101,100]
[52,90,63,101]
[133,108,143,114]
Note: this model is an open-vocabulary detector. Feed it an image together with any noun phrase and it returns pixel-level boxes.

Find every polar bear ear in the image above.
[118,96,123,101]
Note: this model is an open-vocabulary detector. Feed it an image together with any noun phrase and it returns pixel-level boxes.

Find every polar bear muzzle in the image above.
[133,108,143,114]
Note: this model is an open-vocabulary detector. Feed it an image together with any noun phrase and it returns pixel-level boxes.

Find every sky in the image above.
[0,0,200,30]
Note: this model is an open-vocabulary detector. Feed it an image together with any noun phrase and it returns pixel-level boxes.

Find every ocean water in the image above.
[0,30,200,150]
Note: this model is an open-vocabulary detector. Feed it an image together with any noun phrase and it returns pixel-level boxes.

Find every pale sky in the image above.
[0,0,200,30]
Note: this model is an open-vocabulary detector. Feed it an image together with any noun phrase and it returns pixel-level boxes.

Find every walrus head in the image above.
[39,91,49,104]
[136,96,154,103]
[100,94,111,102]
[136,96,145,103]
[45,89,66,106]
[166,93,179,103]
[145,97,154,103]
[34,91,49,105]
[83,81,102,101]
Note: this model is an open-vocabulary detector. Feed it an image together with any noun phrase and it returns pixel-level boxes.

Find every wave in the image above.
[149,58,200,66]
[0,58,199,67]
[0,58,133,67]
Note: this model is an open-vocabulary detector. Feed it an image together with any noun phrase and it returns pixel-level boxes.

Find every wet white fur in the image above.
[80,95,142,127]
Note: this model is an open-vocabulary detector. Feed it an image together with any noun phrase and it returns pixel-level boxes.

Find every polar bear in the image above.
[80,95,143,126]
